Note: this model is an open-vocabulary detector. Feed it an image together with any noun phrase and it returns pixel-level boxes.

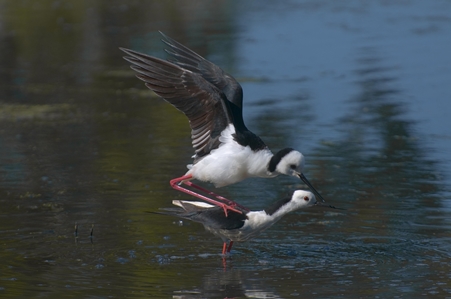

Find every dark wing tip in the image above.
[159,31,179,46]
[119,47,134,55]
[120,39,233,159]
[119,47,147,60]
[159,30,169,40]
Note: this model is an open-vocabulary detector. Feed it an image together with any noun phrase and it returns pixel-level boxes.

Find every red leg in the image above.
[222,242,228,255]
[226,241,234,253]
[170,174,247,215]
[183,180,249,211]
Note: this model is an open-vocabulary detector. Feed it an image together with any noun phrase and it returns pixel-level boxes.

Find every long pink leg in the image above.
[221,241,234,256]
[183,180,249,211]
[170,174,244,215]
[226,241,234,253]
[222,242,228,255]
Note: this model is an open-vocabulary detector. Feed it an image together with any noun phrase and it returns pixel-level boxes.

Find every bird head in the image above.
[291,190,343,211]
[270,148,326,203]
[291,190,317,209]
[273,149,305,177]
[291,190,316,207]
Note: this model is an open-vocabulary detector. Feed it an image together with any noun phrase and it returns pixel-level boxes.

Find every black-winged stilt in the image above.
[120,32,326,215]
[156,190,330,255]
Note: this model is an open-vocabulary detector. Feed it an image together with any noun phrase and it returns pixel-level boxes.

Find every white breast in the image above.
[187,124,276,187]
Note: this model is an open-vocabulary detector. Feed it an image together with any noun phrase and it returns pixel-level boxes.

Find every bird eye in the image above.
[290,164,296,169]
[304,196,309,201]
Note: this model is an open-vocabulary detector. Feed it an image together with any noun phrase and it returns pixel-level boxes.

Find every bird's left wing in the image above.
[121,48,233,161]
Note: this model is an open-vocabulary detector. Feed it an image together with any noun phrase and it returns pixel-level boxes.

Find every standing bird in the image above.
[120,32,326,215]
[156,190,322,255]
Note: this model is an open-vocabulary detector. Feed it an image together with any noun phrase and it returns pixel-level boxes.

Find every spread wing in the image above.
[160,31,244,110]
[120,48,233,161]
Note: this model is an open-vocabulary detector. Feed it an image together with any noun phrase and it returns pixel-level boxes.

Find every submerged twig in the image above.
[90,224,94,244]
[74,222,78,244]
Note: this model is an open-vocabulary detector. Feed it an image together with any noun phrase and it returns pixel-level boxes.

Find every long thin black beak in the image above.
[315,200,346,210]
[298,173,326,203]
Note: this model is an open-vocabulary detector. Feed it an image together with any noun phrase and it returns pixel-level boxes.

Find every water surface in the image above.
[1,0,451,298]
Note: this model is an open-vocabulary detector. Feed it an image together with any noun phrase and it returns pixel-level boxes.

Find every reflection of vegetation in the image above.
[308,50,445,246]
[0,103,74,120]
[315,52,440,200]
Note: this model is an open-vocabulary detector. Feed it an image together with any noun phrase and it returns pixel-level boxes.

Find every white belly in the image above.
[187,142,275,187]
[186,124,276,187]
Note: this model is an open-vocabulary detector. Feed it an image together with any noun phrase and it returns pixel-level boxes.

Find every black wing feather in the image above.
[157,204,247,230]
[121,47,232,161]
[159,31,244,111]
[159,33,267,149]
[121,32,267,158]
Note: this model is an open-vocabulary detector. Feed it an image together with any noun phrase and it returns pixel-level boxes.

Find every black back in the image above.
[157,205,248,230]
[191,207,248,230]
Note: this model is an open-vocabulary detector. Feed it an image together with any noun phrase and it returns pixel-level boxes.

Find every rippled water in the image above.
[1,0,451,298]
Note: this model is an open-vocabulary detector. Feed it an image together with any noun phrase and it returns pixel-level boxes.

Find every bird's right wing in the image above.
[194,208,247,230]
[157,200,247,230]
[121,48,233,160]
[160,31,244,110]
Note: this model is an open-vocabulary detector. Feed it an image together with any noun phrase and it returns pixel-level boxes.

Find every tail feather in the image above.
[152,207,196,221]
[175,200,215,212]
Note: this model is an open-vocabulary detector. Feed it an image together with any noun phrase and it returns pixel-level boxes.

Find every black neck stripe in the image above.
[267,148,294,172]
[264,196,292,216]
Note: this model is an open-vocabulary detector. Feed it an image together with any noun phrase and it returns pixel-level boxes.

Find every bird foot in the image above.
[220,203,242,217]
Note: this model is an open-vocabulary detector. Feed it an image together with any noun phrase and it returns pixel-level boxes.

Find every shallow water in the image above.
[1,0,451,298]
